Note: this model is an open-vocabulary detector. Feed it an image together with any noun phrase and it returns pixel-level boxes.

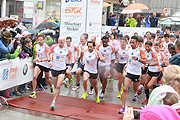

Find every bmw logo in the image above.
[131,53,134,55]
[23,64,28,75]
[60,51,62,54]
[39,49,40,51]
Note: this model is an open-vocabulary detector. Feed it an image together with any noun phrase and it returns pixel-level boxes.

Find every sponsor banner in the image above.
[102,26,161,37]
[86,0,103,44]
[60,0,87,46]
[23,2,34,18]
[0,57,34,91]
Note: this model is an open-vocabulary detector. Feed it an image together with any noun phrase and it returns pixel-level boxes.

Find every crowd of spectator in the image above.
[106,12,158,28]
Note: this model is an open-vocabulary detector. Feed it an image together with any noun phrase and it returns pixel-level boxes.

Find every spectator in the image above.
[170,34,177,44]
[0,31,15,59]
[23,38,33,57]
[136,14,142,27]
[169,40,180,66]
[45,35,54,46]
[4,45,21,59]
[125,14,131,27]
[130,14,137,27]
[110,14,117,26]
[118,14,124,27]
[14,33,28,58]
[145,12,151,28]
[106,12,113,26]
[150,13,158,27]
[140,105,180,120]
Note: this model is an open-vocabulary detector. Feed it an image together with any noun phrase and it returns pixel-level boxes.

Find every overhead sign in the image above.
[86,0,103,44]
[60,0,87,46]
[23,2,34,18]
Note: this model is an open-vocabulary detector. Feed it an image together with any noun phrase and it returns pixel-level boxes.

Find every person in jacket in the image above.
[0,31,15,59]
[23,38,33,57]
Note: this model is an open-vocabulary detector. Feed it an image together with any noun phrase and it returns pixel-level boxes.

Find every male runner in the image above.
[49,36,72,110]
[96,36,115,100]
[115,37,129,98]
[118,36,147,114]
[81,41,105,103]
[142,41,162,105]
[72,35,88,91]
[29,34,53,98]
[65,37,79,87]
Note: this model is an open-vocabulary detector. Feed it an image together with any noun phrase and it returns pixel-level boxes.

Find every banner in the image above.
[23,2,34,18]
[0,57,34,91]
[60,0,87,46]
[102,26,161,37]
[86,0,103,44]
[33,16,38,29]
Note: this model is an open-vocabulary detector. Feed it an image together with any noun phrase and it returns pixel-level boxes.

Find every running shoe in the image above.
[133,94,138,101]
[81,92,88,99]
[99,92,104,100]
[29,92,36,98]
[67,79,74,88]
[72,85,80,91]
[15,91,22,96]
[36,88,42,91]
[109,77,113,81]
[118,107,125,114]
[96,97,100,103]
[117,92,121,98]
[50,87,54,95]
[64,78,68,87]
[137,85,143,95]
[142,99,148,105]
[120,87,123,94]
[50,101,55,110]
[89,89,94,95]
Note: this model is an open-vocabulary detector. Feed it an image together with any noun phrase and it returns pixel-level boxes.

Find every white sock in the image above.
[33,91,36,94]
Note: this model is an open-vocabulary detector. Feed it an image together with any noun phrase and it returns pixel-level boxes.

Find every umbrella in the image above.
[23,29,39,34]
[55,14,60,18]
[21,20,32,24]
[40,29,56,35]
[103,2,111,8]
[36,22,58,29]
[55,22,60,27]
[121,3,149,14]
[43,19,57,24]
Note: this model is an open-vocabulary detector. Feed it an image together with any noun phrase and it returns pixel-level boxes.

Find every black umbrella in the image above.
[36,22,58,29]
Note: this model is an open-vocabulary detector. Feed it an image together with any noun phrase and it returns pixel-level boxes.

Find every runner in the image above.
[96,36,115,100]
[49,36,72,110]
[142,41,162,105]
[115,37,129,98]
[29,34,54,98]
[118,36,147,114]
[72,35,88,91]
[65,37,79,88]
[81,41,105,103]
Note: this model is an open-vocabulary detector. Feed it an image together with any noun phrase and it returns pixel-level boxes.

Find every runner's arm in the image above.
[148,59,158,66]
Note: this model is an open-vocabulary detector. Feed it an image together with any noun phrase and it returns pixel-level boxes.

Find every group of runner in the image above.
[29,30,175,113]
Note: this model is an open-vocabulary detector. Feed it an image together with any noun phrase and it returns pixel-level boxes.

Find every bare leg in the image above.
[102,69,110,92]
[122,77,132,108]
[90,79,98,97]
[83,72,90,93]
[53,74,65,101]
[32,66,41,92]
[44,72,52,87]
[76,68,82,85]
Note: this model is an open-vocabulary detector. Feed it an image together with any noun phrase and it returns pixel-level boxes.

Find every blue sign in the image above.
[2,68,9,80]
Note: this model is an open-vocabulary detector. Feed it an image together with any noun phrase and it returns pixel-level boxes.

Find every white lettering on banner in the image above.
[0,57,34,91]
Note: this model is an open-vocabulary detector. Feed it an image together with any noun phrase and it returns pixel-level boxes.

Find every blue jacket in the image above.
[169,53,180,66]
[0,37,13,59]
[110,17,116,26]
[150,16,158,27]
[145,13,150,28]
